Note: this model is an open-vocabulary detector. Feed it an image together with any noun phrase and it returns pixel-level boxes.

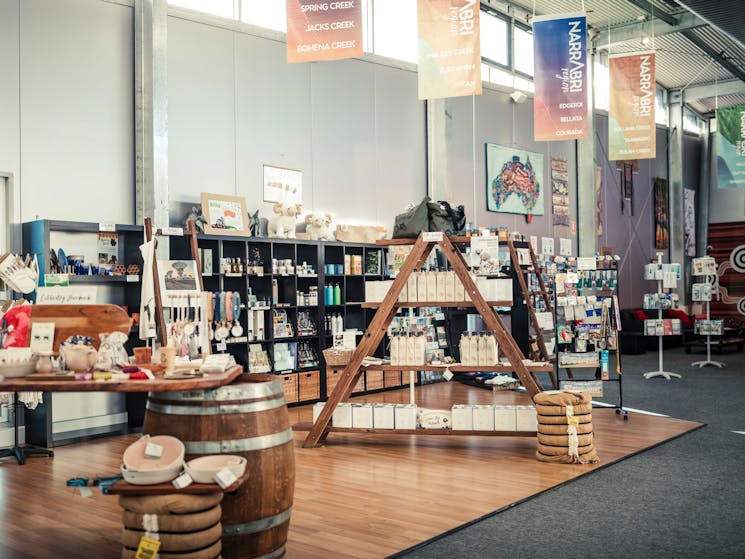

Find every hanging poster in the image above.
[532,13,588,141]
[485,143,544,216]
[684,189,696,257]
[609,52,656,160]
[621,162,634,215]
[551,157,570,226]
[286,0,363,63]
[417,0,481,100]
[715,105,745,188]
[654,177,669,249]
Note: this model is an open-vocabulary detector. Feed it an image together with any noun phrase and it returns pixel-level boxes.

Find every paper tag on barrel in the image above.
[135,536,161,559]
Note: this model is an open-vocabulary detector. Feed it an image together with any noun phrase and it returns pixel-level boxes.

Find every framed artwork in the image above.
[485,143,544,216]
[157,259,201,299]
[200,193,249,236]
[551,157,570,227]
[263,165,302,205]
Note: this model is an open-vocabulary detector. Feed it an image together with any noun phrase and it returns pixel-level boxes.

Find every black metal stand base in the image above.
[0,394,54,465]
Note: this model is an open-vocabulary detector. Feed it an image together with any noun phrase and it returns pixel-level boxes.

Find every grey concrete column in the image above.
[696,124,711,257]
[667,90,685,300]
[426,98,452,203]
[135,0,169,228]
[576,50,596,257]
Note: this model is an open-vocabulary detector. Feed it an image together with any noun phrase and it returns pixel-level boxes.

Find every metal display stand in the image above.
[691,267,724,368]
[643,252,681,380]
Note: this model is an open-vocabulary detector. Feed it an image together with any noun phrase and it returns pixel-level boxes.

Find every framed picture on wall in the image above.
[200,193,249,237]
[263,165,302,205]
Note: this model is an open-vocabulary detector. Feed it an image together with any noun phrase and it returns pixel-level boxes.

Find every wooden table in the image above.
[0,365,243,393]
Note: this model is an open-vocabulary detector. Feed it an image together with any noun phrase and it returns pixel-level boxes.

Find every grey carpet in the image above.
[392,347,745,558]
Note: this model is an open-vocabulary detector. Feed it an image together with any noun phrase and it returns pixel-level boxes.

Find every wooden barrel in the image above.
[143,374,295,559]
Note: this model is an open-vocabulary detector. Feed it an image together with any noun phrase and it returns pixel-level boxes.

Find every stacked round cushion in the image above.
[119,493,223,559]
[533,390,599,464]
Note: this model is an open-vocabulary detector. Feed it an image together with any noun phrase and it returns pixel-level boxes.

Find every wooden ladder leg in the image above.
[303,236,433,447]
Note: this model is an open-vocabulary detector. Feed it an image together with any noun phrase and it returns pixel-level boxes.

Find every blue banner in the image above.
[532,13,588,141]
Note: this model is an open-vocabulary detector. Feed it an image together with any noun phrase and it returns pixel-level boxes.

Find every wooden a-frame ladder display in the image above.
[507,239,558,389]
[302,232,543,448]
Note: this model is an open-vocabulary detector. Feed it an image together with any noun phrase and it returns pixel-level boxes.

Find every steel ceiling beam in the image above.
[593,12,706,49]
[625,0,679,26]
[680,28,745,83]
[683,79,745,101]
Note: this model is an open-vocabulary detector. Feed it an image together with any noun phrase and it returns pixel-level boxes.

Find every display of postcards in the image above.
[644,263,657,280]
[424,324,437,344]
[436,326,448,348]
[661,263,681,279]
[557,324,574,343]
[643,292,675,309]
[644,318,682,336]
[365,250,382,275]
[695,319,723,335]
[691,283,712,302]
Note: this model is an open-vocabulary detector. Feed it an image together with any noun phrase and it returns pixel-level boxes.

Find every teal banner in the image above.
[716,105,745,188]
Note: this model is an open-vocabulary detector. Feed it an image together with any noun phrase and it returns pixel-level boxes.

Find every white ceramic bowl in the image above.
[0,360,37,378]
[121,435,185,485]
[185,455,247,484]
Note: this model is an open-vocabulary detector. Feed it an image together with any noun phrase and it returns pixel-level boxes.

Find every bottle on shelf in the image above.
[325,284,333,305]
[334,313,343,334]
[333,283,341,305]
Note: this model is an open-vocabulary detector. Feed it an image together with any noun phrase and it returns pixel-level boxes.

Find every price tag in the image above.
[134,536,161,559]
[567,416,580,426]
[98,222,116,232]
[216,341,227,352]
[126,274,139,282]
[422,231,443,242]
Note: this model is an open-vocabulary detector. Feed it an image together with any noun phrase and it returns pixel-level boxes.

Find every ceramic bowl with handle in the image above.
[185,455,247,484]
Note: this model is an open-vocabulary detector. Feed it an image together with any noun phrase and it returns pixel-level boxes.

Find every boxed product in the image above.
[494,406,517,431]
[515,406,537,431]
[313,402,326,423]
[332,402,353,428]
[373,404,395,429]
[351,403,373,429]
[418,408,452,429]
[472,405,495,431]
[394,404,418,430]
[451,404,474,430]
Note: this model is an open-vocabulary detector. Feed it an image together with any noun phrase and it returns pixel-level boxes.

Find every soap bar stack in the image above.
[533,390,599,464]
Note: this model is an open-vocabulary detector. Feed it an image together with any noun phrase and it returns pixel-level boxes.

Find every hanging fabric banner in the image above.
[532,13,588,141]
[715,104,745,188]
[608,52,656,160]
[417,0,481,100]
[286,0,363,63]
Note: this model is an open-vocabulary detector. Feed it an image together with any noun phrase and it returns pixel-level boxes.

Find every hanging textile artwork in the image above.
[486,143,544,217]
[551,157,570,227]
[654,177,669,249]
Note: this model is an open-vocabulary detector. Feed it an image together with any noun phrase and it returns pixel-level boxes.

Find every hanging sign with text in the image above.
[533,13,588,141]
[715,104,745,188]
[417,0,481,100]
[609,51,656,160]
[286,0,363,63]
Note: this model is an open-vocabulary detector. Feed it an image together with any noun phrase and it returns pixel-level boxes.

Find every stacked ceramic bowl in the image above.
[533,390,599,464]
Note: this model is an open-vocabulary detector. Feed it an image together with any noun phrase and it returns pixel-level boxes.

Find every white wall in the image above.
[168,13,426,231]
[18,0,134,223]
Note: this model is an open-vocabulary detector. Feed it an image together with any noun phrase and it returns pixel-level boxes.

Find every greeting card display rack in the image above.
[690,257,724,368]
[298,232,549,448]
[643,252,681,380]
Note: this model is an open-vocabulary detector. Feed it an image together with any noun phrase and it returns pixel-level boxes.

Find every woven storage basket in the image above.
[323,347,354,367]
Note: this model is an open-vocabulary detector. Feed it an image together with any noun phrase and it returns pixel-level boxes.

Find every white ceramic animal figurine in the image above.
[268,202,302,238]
[304,212,335,241]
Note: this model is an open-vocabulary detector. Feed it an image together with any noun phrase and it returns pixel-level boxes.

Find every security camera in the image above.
[510,91,527,104]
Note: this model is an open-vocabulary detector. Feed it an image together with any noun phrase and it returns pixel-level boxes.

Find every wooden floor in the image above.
[0,382,700,559]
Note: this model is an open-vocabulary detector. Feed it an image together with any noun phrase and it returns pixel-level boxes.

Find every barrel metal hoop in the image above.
[183,429,293,454]
[222,507,293,537]
[230,545,286,559]
[151,381,284,402]
[146,397,285,416]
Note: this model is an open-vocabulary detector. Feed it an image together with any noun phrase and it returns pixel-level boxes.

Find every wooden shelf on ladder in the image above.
[507,239,557,389]
[301,232,543,448]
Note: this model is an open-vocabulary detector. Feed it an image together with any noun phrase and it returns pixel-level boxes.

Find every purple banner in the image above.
[533,13,588,141]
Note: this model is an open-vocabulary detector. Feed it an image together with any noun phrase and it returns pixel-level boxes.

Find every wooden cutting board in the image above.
[30,304,132,351]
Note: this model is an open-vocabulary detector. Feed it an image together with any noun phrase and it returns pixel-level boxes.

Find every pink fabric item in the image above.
[668,309,693,326]
[2,305,31,348]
